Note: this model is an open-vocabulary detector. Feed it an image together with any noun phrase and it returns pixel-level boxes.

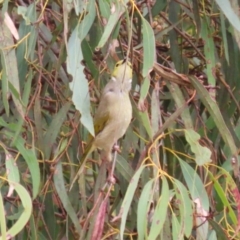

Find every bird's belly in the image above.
[94,97,132,151]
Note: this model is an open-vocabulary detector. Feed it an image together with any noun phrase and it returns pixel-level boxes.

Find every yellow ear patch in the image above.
[114,60,132,69]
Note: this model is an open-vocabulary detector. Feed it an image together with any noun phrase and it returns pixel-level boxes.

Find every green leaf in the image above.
[0,183,32,240]
[192,0,201,38]
[99,0,111,19]
[43,101,72,159]
[180,160,210,240]
[220,11,229,64]
[148,177,169,239]
[139,76,150,104]
[137,179,155,240]
[151,86,161,135]
[72,0,87,15]
[0,13,24,118]
[184,129,211,165]
[138,111,153,139]
[54,161,82,235]
[17,3,37,26]
[179,159,209,210]
[4,130,40,200]
[120,165,145,240]
[149,0,167,19]
[208,219,229,240]
[116,155,134,182]
[29,215,37,240]
[200,17,216,86]
[0,191,7,240]
[215,0,240,32]
[0,50,9,116]
[141,17,155,77]
[167,82,194,129]
[189,76,238,174]
[97,1,126,48]
[17,6,31,25]
[174,180,193,238]
[5,151,20,183]
[172,213,180,240]
[169,1,182,73]
[209,171,237,226]
[9,78,28,145]
[78,0,96,41]
[67,26,94,136]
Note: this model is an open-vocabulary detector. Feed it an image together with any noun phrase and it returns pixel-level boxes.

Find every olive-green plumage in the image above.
[70,59,132,189]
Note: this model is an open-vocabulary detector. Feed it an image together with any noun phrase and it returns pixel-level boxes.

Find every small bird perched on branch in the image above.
[70,59,133,189]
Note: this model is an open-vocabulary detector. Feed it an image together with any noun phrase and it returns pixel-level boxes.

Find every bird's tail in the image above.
[69,142,94,190]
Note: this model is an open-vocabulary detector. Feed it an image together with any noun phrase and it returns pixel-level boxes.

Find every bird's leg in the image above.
[100,144,119,184]
[107,143,120,184]
[99,150,112,181]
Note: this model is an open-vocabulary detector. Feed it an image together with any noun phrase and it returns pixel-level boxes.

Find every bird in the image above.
[70,59,133,189]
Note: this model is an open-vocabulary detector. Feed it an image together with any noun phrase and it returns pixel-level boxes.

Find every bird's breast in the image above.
[94,92,132,149]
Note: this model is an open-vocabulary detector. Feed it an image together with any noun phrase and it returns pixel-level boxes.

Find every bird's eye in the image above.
[116,63,120,67]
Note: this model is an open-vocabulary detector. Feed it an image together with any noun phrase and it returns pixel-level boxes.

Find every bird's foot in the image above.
[113,143,120,153]
[107,173,116,185]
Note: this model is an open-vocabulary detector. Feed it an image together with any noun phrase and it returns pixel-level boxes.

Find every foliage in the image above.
[1,0,240,239]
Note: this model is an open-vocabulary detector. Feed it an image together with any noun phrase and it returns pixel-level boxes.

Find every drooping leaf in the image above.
[200,17,216,87]
[2,183,32,239]
[43,101,72,159]
[97,1,126,48]
[141,17,155,77]
[78,0,96,41]
[4,129,40,200]
[189,76,239,175]
[120,165,145,240]
[215,0,240,32]
[148,177,169,239]
[54,160,82,235]
[137,179,155,240]
[67,26,94,136]
[5,151,20,183]
[184,129,212,165]
[0,13,24,118]
[174,179,194,238]
[179,159,209,210]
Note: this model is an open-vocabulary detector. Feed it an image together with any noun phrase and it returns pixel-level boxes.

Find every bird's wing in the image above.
[94,113,109,135]
[93,91,112,135]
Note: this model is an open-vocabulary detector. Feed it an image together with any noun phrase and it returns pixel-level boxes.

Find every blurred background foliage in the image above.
[1,0,240,239]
